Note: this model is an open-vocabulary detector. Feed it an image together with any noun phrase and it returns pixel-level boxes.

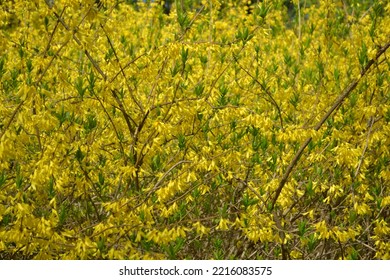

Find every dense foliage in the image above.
[0,0,389,259]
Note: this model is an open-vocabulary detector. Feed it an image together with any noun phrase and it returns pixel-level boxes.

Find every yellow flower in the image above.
[216,218,230,231]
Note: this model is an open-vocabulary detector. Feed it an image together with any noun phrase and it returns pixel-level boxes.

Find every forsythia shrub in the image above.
[0,0,389,259]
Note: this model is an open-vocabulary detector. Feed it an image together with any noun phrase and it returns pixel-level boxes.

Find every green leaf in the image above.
[75,147,84,162]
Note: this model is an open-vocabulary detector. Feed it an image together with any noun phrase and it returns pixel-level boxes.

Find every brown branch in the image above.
[178,5,205,41]
[53,11,107,80]
[270,40,390,210]
[101,23,144,113]
[91,91,126,163]
[0,101,25,140]
[109,52,147,83]
[43,7,66,56]
[147,57,169,107]
[36,35,71,85]
[111,89,136,137]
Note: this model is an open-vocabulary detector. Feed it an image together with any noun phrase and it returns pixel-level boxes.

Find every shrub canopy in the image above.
[0,0,389,259]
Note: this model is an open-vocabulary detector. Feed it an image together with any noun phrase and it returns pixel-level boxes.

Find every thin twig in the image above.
[233,56,285,130]
[179,5,205,41]
[53,11,107,80]
[91,90,126,162]
[0,101,24,140]
[101,23,145,113]
[43,7,66,56]
[152,160,192,192]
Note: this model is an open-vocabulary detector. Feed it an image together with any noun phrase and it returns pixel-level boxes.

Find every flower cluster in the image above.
[0,0,389,259]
